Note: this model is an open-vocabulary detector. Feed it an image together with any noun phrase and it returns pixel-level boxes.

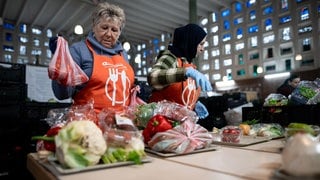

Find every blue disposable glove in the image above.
[194,101,209,119]
[49,36,58,54]
[185,68,212,91]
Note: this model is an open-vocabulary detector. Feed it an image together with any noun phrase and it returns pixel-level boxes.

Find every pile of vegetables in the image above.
[32,102,147,169]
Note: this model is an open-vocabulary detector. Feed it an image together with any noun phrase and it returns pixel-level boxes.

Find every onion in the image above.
[282,133,320,176]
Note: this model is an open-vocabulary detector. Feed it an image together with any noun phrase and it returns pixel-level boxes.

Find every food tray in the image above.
[43,155,153,175]
[211,134,271,147]
[145,144,220,157]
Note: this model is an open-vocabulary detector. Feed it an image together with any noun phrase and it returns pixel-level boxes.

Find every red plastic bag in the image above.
[48,37,89,86]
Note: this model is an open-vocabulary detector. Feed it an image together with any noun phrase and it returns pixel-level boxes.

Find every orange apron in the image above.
[73,41,135,113]
[149,58,201,110]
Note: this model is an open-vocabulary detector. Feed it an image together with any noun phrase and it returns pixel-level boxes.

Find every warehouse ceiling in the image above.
[0,0,237,45]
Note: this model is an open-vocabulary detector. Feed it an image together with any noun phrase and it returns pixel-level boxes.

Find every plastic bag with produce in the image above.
[263,93,288,106]
[290,80,320,105]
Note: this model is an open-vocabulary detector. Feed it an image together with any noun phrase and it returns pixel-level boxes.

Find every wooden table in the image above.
[27,139,285,180]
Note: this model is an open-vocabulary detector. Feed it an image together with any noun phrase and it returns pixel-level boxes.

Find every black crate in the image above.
[0,104,22,121]
[0,83,27,103]
[242,106,262,122]
[243,105,320,127]
[0,63,26,83]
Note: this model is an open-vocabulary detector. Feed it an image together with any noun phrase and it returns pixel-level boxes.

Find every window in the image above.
[238,54,244,65]
[5,33,13,42]
[224,44,231,55]
[214,59,220,70]
[4,54,12,62]
[224,20,230,30]
[211,12,217,23]
[235,42,245,51]
[226,69,232,80]
[236,28,243,39]
[33,38,40,46]
[281,0,289,11]
[237,69,246,76]
[222,33,231,42]
[249,36,258,48]
[203,50,209,60]
[234,17,244,25]
[212,74,221,80]
[32,27,42,35]
[298,25,312,34]
[263,34,275,44]
[19,36,28,43]
[235,2,242,13]
[246,0,256,8]
[302,38,311,51]
[300,7,310,21]
[20,24,27,33]
[211,49,220,57]
[223,59,232,66]
[248,25,259,33]
[19,45,26,55]
[46,29,53,38]
[281,27,292,41]
[3,45,14,52]
[210,26,219,33]
[279,15,291,24]
[263,6,273,15]
[285,59,291,70]
[4,22,15,30]
[212,35,219,46]
[249,10,256,21]
[264,18,272,31]
[202,64,210,71]
[221,9,231,17]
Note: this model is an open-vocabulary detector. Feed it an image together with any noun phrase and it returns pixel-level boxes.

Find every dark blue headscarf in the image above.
[168,23,207,63]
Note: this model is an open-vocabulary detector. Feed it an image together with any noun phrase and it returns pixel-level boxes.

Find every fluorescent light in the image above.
[215,80,235,87]
[264,72,290,79]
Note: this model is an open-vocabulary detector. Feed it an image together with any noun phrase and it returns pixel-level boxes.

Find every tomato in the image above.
[223,129,230,133]
[221,126,241,143]
[230,129,239,135]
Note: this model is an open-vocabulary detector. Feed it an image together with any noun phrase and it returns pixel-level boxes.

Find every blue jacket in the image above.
[52,31,128,100]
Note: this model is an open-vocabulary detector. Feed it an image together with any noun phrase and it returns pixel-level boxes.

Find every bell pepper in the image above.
[142,114,172,143]
[32,126,62,152]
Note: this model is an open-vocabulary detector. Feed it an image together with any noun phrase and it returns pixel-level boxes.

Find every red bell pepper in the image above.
[142,114,172,143]
[32,126,61,152]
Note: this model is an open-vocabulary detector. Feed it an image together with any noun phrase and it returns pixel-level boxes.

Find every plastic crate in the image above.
[0,63,26,83]
[0,83,27,103]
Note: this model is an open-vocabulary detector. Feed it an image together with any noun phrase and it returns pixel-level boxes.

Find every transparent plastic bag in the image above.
[98,108,141,147]
[154,100,199,123]
[48,36,89,86]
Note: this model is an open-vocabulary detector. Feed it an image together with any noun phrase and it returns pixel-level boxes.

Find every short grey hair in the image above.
[92,2,126,30]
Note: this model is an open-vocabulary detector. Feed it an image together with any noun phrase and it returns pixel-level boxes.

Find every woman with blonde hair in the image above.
[49,2,135,113]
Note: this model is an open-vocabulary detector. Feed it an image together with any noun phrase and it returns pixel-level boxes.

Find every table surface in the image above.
[27,138,286,180]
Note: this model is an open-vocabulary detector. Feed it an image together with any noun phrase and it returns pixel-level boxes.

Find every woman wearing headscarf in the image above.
[147,23,212,119]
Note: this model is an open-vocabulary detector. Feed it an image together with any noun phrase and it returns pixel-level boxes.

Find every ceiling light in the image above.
[264,72,290,79]
[74,25,83,35]
[257,66,263,74]
[123,41,131,51]
[295,54,302,61]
